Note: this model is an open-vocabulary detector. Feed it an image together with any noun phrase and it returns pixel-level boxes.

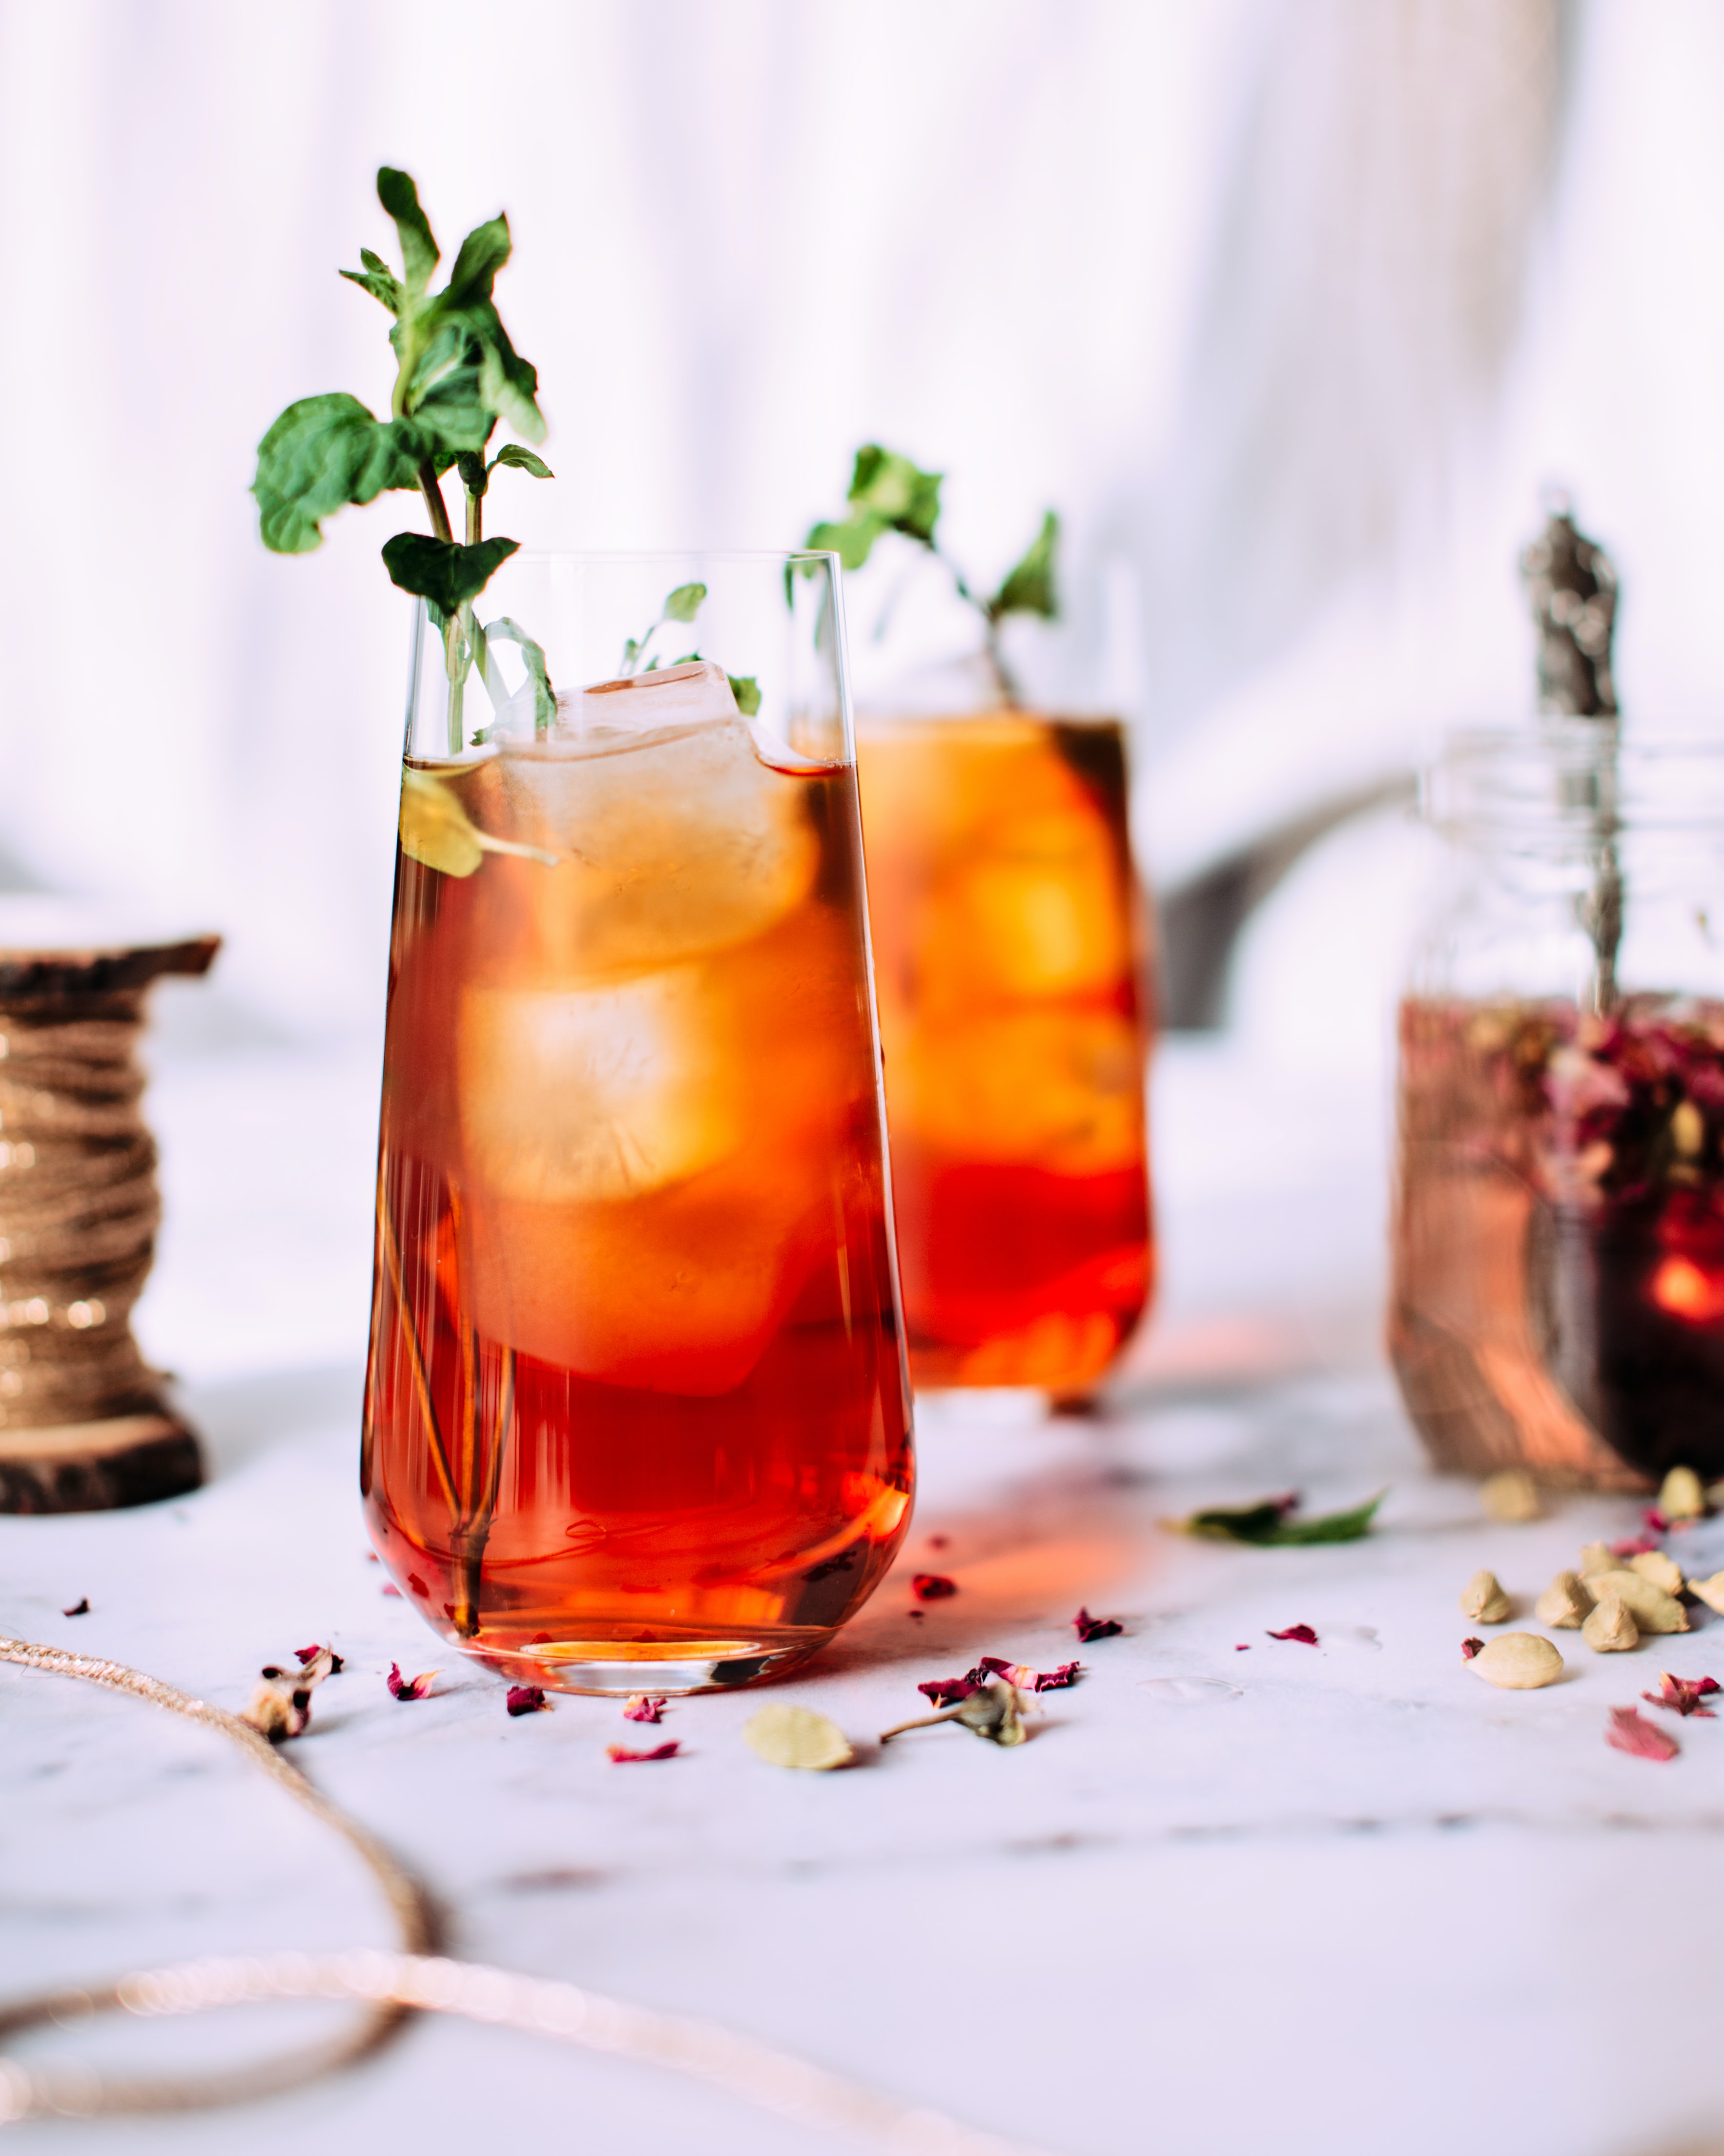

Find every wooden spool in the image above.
[0,925,220,1513]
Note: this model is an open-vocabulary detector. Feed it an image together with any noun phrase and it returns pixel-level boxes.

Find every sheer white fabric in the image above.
[0,0,1718,1037]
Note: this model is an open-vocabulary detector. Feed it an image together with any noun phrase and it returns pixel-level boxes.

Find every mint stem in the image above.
[414,462,466,754]
[930,541,1020,707]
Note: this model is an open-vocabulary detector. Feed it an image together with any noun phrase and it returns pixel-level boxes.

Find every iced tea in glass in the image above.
[856,711,1154,1392]
[363,555,913,1692]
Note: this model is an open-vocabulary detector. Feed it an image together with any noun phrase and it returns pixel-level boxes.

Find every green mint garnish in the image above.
[254,167,556,752]
[804,444,1060,705]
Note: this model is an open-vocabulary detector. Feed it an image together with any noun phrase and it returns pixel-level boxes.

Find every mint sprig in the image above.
[805,445,1060,703]
[253,167,555,751]
[617,583,761,716]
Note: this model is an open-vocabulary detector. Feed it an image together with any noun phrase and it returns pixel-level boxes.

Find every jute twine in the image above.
[0,1638,1057,2155]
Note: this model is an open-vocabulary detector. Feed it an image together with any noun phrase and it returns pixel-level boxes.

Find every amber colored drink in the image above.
[855,713,1154,1391]
[363,668,913,1692]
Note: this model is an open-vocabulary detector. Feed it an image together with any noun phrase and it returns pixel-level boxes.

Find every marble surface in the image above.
[3,1028,1724,2156]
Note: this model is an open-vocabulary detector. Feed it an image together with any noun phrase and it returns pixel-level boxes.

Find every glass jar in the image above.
[1389,724,1724,1489]
[363,553,913,1692]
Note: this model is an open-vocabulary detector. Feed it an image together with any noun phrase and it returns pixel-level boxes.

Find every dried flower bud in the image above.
[622,1695,666,1724]
[1459,1570,1512,1622]
[1659,1465,1706,1521]
[1588,1571,1688,1634]
[241,1680,308,1742]
[1534,1570,1593,1628]
[881,1678,1028,1747]
[1579,1541,1621,1581]
[743,1703,855,1772]
[1481,1470,1541,1523]
[1468,1633,1564,1689]
[1628,1549,1685,1598]
[1687,1571,1724,1616]
[1582,1593,1640,1653]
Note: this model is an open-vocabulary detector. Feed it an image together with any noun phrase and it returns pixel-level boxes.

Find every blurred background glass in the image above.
[2,0,1721,1397]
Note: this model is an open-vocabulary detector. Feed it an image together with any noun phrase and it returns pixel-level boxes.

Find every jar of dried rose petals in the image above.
[1390,725,1724,1490]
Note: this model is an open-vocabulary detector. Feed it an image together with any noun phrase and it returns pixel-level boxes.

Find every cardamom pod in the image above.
[1579,1541,1621,1580]
[1480,1470,1541,1523]
[1459,1569,1512,1622]
[1588,1570,1688,1633]
[1659,1464,1706,1521]
[1468,1633,1563,1690]
[742,1703,855,1772]
[1582,1592,1639,1652]
[1628,1549,1685,1598]
[1687,1571,1724,1616]
[1534,1570,1593,1628]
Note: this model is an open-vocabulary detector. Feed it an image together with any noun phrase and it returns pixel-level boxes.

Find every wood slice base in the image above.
[0,1411,204,1513]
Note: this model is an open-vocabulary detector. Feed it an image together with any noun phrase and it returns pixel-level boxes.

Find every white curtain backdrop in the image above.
[0,0,1721,1041]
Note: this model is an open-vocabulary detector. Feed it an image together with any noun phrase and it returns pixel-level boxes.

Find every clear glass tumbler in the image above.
[856,693,1155,1395]
[362,553,914,1691]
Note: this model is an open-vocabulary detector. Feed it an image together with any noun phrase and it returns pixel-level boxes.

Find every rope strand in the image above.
[0,1637,1059,2156]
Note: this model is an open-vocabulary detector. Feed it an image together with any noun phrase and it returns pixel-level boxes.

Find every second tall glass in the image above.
[363,554,913,1693]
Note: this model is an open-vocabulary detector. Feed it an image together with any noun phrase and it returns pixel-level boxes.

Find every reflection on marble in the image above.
[2,1037,1723,2155]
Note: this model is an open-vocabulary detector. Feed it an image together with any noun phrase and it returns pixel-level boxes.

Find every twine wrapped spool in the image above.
[0,928,219,1513]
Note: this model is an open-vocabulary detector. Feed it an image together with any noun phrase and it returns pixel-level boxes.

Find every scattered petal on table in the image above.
[1606,1706,1680,1761]
[607,1741,679,1763]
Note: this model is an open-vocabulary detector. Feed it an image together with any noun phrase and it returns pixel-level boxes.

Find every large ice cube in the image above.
[458,962,744,1204]
[567,658,738,738]
[460,689,821,979]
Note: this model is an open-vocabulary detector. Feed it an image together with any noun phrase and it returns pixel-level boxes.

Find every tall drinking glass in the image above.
[363,554,913,1693]
[856,702,1155,1395]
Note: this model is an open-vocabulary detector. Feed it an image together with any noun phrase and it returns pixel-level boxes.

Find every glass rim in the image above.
[473,547,843,569]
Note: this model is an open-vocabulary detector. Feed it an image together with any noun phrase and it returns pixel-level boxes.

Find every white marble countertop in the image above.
[3,1028,1723,2156]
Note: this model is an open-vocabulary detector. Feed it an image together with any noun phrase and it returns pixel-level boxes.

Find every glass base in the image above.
[455,1632,832,1697]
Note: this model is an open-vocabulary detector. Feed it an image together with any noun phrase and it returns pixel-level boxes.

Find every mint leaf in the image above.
[339,260,402,315]
[252,393,423,554]
[492,445,553,478]
[728,674,761,717]
[376,167,439,294]
[442,214,512,310]
[806,514,883,571]
[484,615,556,730]
[848,445,941,543]
[469,302,546,444]
[663,582,707,624]
[989,509,1059,622]
[382,533,520,612]
[1176,1492,1386,1546]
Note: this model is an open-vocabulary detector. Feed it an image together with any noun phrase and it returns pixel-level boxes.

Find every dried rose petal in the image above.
[607,1741,679,1763]
[1234,1643,1251,1652]
[381,1584,403,1597]
[974,1655,1082,1693]
[1643,1672,1719,1718]
[386,1662,436,1701]
[1461,1637,1485,1659]
[622,1694,666,1724]
[295,1644,344,1673]
[506,1686,548,1717]
[917,1675,983,1707]
[1613,1535,1661,1559]
[61,1598,89,1617]
[928,1534,950,1550]
[1073,1608,1123,1641]
[1607,1706,1680,1761]
[1267,1624,1319,1645]
[1642,1508,1672,1536]
[912,1574,957,1601]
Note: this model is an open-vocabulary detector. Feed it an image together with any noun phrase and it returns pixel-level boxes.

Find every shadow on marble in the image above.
[171,1361,364,1480]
